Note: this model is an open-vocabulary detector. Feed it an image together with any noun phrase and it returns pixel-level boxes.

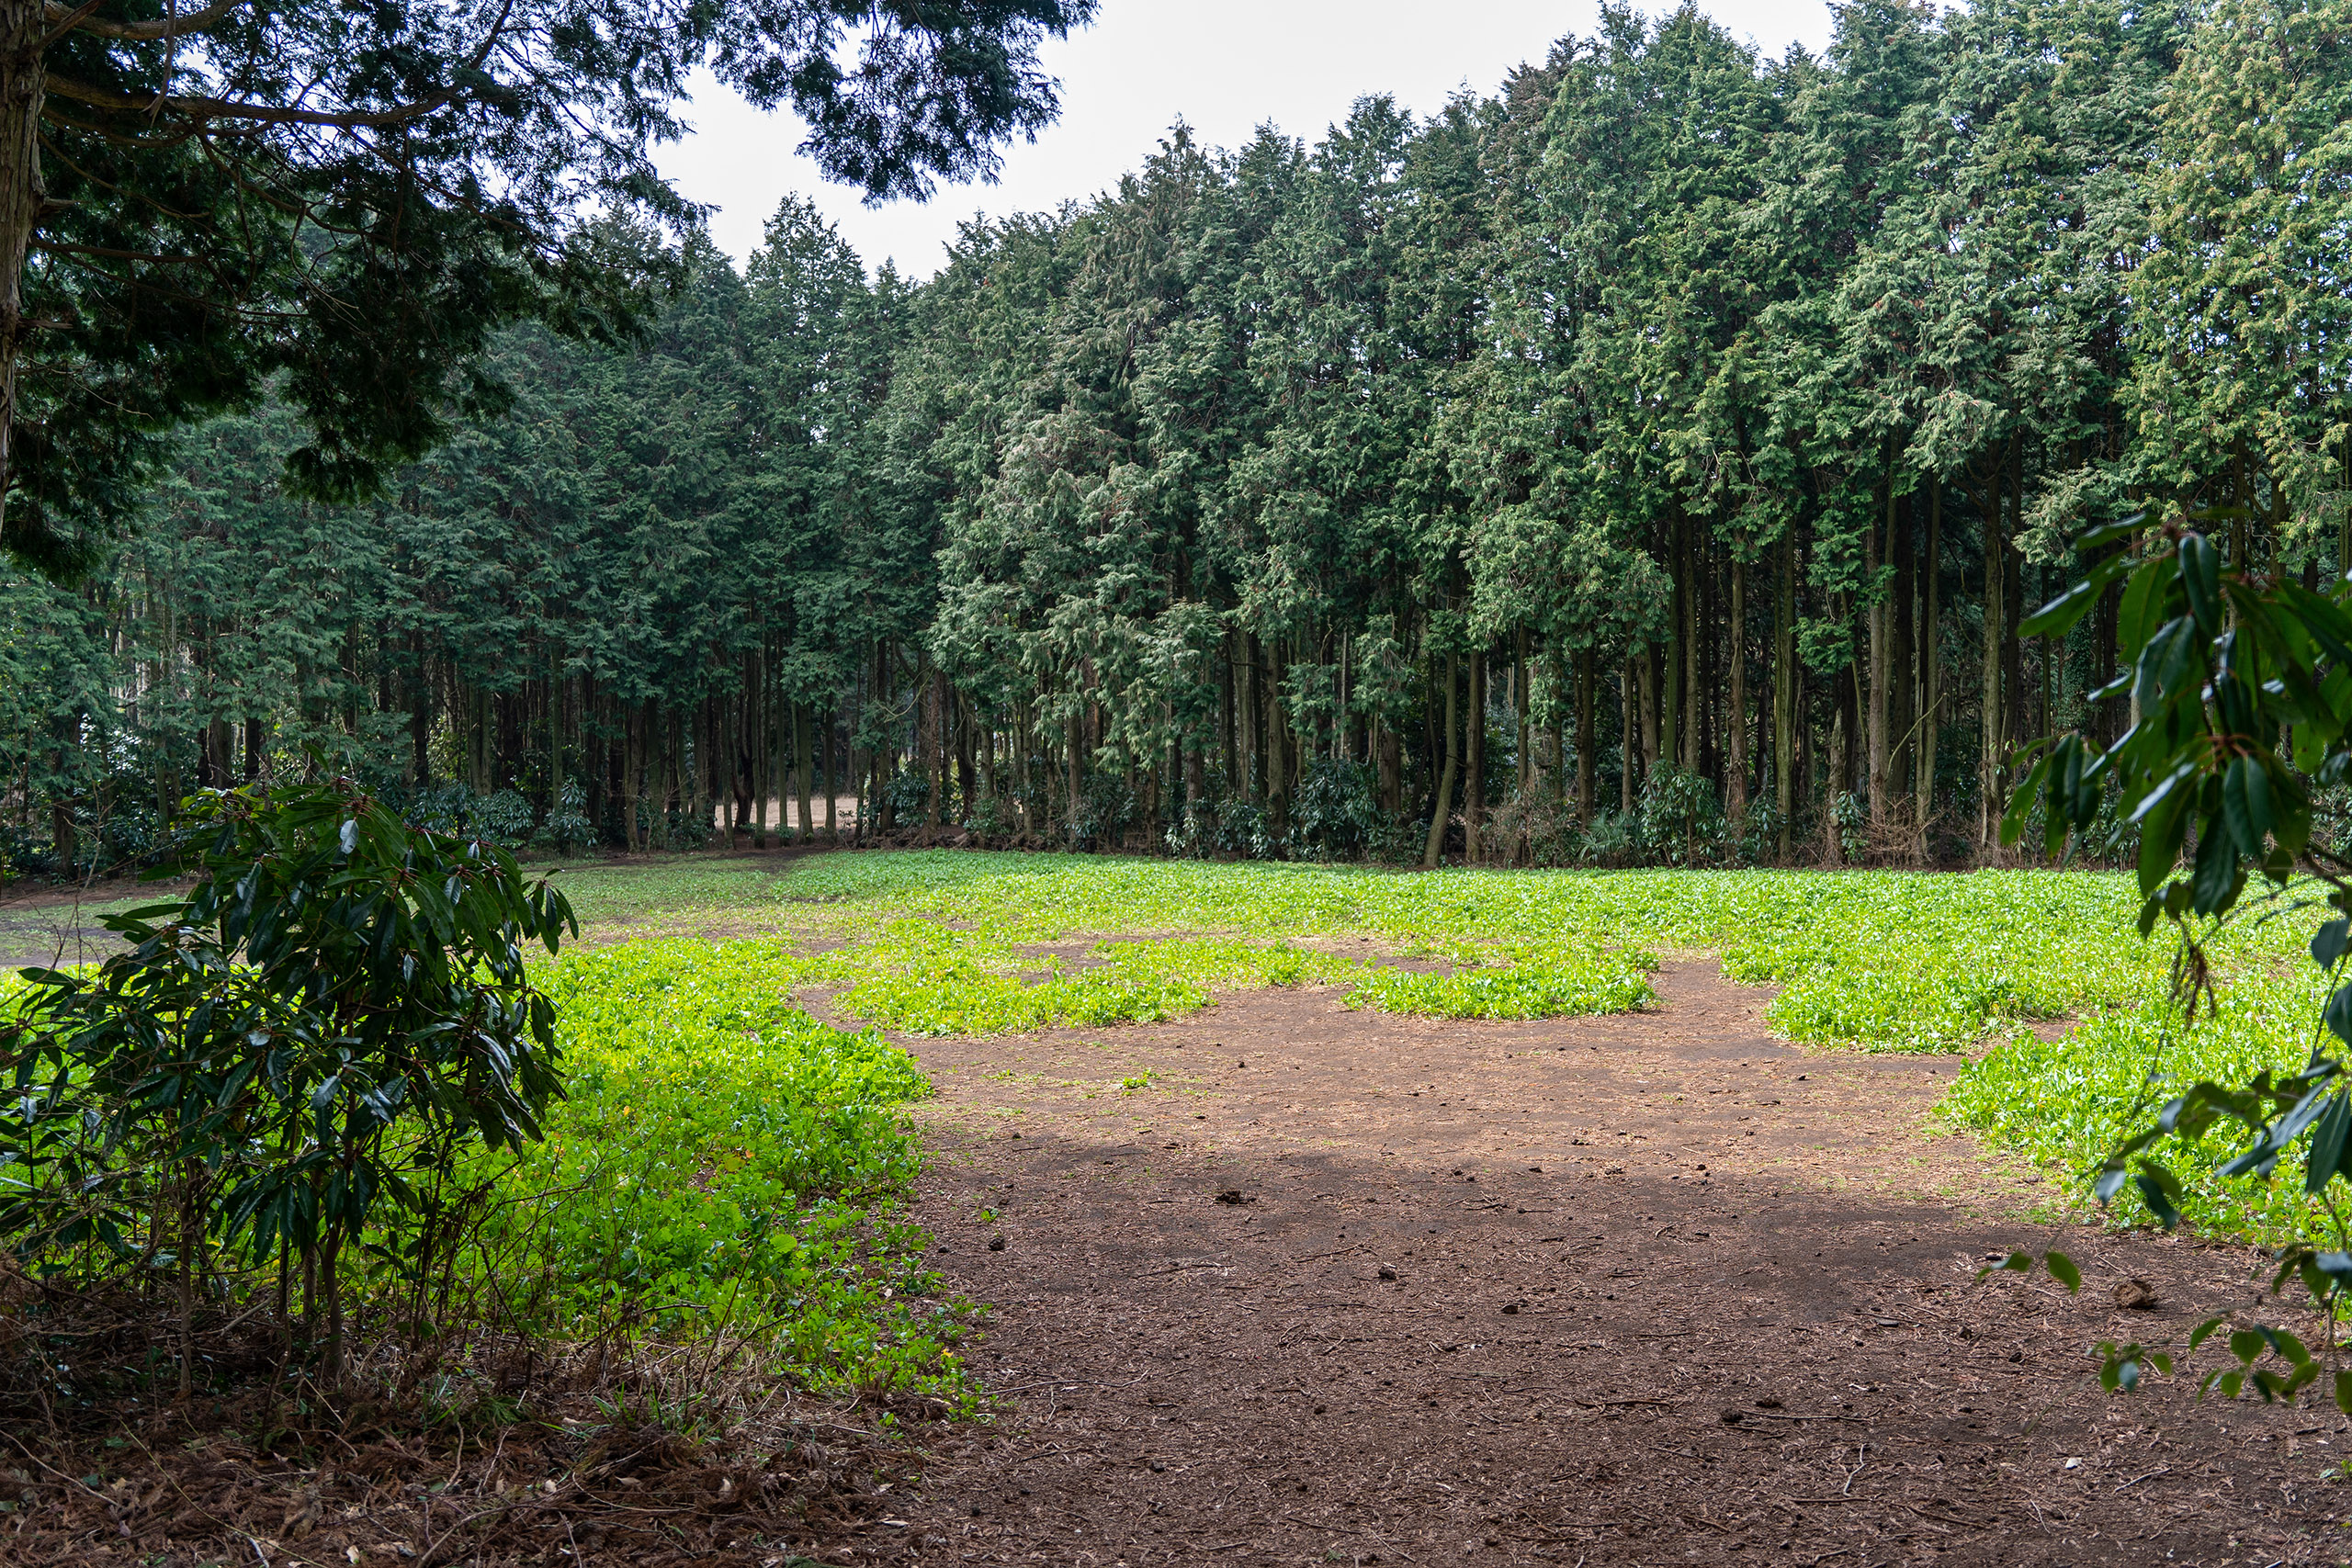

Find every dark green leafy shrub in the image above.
[1290,759,1389,861]
[2006,513,2352,1403]
[1072,771,1136,849]
[1638,765,1727,866]
[0,777,574,1382]
[1580,809,1638,865]
[538,778,594,854]
[480,788,538,846]
[881,763,932,828]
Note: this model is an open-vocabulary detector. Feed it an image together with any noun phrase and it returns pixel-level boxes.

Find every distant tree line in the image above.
[8,0,2347,876]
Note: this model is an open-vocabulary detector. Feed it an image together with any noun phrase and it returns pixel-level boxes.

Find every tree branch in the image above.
[43,72,462,129]
[44,0,251,43]
[43,0,510,128]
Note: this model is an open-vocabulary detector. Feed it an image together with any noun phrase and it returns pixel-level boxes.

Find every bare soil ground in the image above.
[872,961,2346,1567]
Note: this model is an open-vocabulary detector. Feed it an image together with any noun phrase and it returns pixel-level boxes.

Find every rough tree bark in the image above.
[1773,528,1796,862]
[1726,554,1747,825]
[0,0,42,536]
[1421,649,1458,870]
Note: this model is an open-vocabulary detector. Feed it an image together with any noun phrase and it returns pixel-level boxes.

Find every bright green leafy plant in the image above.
[464,941,968,1403]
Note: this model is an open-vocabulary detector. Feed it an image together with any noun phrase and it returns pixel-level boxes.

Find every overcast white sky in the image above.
[652,1,1840,276]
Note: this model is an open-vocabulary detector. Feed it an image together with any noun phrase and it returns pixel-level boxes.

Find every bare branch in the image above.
[43,0,251,43]
[41,0,513,129]
[38,0,109,50]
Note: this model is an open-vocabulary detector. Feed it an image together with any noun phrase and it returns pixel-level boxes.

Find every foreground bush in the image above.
[0,787,962,1408]
[0,778,572,1385]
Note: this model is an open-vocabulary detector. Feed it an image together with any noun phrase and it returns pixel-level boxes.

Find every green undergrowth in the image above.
[722,852,2333,1251]
[514,850,2342,1265]
[1941,963,2335,1244]
[775,920,1658,1033]
[757,852,2278,1051]
[458,940,972,1404]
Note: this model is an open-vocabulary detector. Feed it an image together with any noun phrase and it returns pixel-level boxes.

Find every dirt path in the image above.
[867,961,2339,1567]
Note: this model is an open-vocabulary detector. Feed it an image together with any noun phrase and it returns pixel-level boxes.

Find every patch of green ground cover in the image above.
[771,852,2269,1050]
[1342,937,1658,1019]
[766,911,1657,1032]
[519,852,2332,1269]
[461,939,975,1404]
[1942,964,2337,1243]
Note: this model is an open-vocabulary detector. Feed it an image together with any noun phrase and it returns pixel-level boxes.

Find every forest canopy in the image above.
[0,0,1094,574]
[13,0,2351,879]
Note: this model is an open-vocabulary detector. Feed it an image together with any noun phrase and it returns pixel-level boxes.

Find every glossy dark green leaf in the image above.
[2021,554,2131,639]
[2075,513,2147,552]
[2221,756,2270,858]
[2134,778,2193,897]
[2189,825,2242,916]
[2117,549,2179,657]
[2327,983,2352,1050]
[2180,533,2222,632]
[2309,1095,2352,1195]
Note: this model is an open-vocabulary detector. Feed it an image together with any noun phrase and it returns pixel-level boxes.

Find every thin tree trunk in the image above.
[1773,527,1797,862]
[1464,649,1485,863]
[624,705,643,852]
[1575,646,1595,829]
[796,703,813,840]
[955,691,975,826]
[1890,490,1915,809]
[1620,656,1636,816]
[752,647,769,848]
[1065,706,1082,845]
[1243,633,1262,806]
[409,635,430,784]
[1637,644,1659,774]
[1262,637,1289,840]
[1682,528,1702,776]
[1422,649,1459,869]
[1514,630,1531,795]
[1980,444,2009,846]
[2004,448,2027,756]
[1918,478,1940,839]
[1726,555,1748,826]
[1867,466,1892,831]
[1376,713,1399,814]
[1663,520,1683,773]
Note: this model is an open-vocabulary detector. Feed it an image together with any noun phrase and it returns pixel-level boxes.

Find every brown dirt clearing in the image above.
[877,961,2346,1567]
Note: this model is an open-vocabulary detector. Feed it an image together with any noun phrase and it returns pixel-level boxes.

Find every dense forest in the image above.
[11,0,2348,877]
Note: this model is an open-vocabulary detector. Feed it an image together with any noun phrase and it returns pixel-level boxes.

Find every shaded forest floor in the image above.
[881,960,2346,1566]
